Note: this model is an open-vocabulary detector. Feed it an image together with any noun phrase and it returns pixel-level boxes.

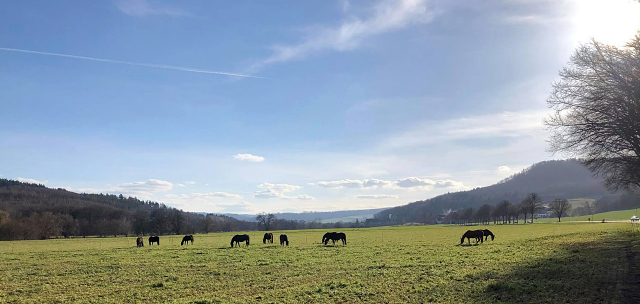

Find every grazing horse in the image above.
[231,234,250,247]
[279,234,289,246]
[148,236,160,246]
[136,237,144,247]
[460,230,484,245]
[181,235,194,245]
[263,233,274,244]
[482,229,495,241]
[322,232,347,246]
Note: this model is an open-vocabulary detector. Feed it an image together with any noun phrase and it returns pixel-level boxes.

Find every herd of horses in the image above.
[135,229,494,248]
[134,231,343,247]
[460,229,495,245]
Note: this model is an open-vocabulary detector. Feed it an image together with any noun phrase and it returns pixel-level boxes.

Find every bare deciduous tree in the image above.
[522,193,543,222]
[545,33,640,191]
[549,198,572,222]
[256,213,276,231]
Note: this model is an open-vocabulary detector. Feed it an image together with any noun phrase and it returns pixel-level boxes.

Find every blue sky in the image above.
[1,0,639,214]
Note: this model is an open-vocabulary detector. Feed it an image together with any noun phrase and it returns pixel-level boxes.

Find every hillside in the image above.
[375,159,626,224]
[222,208,388,223]
[0,178,254,240]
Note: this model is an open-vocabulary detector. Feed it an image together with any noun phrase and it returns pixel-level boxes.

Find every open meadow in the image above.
[1,223,640,303]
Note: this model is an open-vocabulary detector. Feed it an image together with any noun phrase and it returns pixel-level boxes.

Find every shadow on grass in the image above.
[469,230,640,303]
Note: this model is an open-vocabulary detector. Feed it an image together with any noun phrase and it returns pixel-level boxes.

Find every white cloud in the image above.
[293,194,315,200]
[355,194,399,199]
[177,183,186,187]
[190,192,243,199]
[315,177,466,190]
[257,182,301,193]
[252,183,313,200]
[185,181,196,185]
[114,0,188,17]
[363,179,395,188]
[498,166,511,172]
[234,154,265,162]
[395,177,433,188]
[251,189,315,200]
[17,177,48,185]
[317,179,364,188]
[111,179,173,197]
[255,0,433,68]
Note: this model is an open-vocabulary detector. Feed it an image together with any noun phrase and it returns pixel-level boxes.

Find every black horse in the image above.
[136,237,144,247]
[460,230,484,245]
[263,233,274,244]
[148,236,160,246]
[231,234,250,247]
[181,235,194,245]
[482,229,495,241]
[322,232,347,245]
[279,234,289,246]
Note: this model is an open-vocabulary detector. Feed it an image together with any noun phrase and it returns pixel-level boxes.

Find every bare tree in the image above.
[584,201,596,216]
[549,198,572,222]
[256,213,276,231]
[496,200,511,224]
[545,33,640,191]
[522,193,543,222]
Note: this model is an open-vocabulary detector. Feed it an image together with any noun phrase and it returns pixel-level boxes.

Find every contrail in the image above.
[0,47,264,79]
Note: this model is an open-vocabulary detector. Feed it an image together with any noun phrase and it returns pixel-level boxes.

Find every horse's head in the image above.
[490,235,495,241]
[460,236,465,244]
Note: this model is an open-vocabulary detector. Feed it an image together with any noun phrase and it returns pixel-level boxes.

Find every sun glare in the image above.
[572,0,640,46]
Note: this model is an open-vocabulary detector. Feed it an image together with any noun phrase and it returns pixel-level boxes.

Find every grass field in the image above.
[1,223,640,303]
[537,208,640,223]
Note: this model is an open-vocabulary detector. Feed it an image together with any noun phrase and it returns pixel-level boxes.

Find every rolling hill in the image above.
[374,159,622,224]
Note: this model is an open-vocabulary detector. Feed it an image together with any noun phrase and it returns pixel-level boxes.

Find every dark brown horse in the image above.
[148,236,160,246]
[460,230,484,245]
[181,235,194,245]
[263,233,274,244]
[482,229,495,241]
[322,232,347,245]
[136,237,144,247]
[231,234,250,247]
[279,234,289,246]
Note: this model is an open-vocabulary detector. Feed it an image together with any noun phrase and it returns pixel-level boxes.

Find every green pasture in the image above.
[1,223,639,303]
[537,208,640,223]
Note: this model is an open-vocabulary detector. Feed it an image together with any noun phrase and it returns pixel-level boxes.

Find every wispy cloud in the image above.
[355,194,399,199]
[0,47,263,79]
[383,110,548,149]
[114,0,189,17]
[234,153,265,162]
[17,177,48,185]
[252,0,433,70]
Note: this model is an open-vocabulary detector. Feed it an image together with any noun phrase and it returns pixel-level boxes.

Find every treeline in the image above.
[0,179,357,241]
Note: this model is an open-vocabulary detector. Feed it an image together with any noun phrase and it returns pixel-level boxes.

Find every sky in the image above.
[1,0,640,214]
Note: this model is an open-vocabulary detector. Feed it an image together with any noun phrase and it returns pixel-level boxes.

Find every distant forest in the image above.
[0,179,354,241]
[374,159,640,224]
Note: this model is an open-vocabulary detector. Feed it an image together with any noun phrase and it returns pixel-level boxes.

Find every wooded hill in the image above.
[0,178,254,241]
[374,159,638,224]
